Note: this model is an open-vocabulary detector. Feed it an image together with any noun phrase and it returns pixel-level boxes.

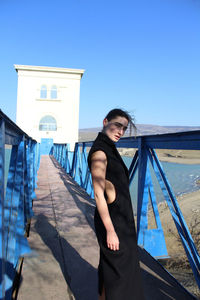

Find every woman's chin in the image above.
[114,137,120,142]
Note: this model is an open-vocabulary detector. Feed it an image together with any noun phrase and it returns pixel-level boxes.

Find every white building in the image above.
[15,64,84,152]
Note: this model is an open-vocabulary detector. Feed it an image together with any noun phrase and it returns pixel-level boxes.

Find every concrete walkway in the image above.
[17,156,197,300]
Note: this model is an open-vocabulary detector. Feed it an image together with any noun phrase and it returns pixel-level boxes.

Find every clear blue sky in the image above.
[0,0,200,128]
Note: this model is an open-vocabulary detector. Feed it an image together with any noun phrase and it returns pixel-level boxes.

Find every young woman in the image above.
[87,109,144,300]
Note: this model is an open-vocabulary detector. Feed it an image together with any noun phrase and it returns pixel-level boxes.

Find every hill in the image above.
[79,124,200,142]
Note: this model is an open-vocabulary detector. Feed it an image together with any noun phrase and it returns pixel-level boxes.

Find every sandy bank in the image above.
[148,189,200,257]
[147,189,200,297]
[118,148,200,164]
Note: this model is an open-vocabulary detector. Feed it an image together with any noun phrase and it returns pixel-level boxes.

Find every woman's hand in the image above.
[107,230,119,251]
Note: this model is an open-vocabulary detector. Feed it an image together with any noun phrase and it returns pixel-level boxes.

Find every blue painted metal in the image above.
[115,130,200,150]
[0,118,6,299]
[52,142,94,197]
[128,150,138,185]
[0,109,40,299]
[81,143,89,189]
[137,165,168,258]
[70,143,78,179]
[63,144,69,173]
[136,139,169,258]
[67,147,74,174]
[137,137,148,238]
[74,144,82,186]
[52,130,200,289]
[60,145,65,168]
[6,139,30,294]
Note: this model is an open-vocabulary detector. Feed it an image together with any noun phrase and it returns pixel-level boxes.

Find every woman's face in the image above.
[103,116,129,142]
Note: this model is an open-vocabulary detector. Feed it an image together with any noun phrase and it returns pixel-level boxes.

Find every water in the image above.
[123,156,200,210]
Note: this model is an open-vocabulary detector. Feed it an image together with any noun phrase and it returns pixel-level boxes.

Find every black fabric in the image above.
[88,132,144,300]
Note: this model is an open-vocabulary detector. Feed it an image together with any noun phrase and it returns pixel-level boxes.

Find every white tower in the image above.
[15,65,84,152]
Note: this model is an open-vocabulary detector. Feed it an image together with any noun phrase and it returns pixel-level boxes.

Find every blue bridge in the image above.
[1,109,200,299]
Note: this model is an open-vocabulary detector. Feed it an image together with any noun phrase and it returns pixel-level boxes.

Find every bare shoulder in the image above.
[91,151,107,171]
[91,150,107,177]
[91,150,107,161]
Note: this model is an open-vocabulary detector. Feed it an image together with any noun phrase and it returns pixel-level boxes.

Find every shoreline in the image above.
[154,156,200,165]
[149,189,200,297]
[119,148,200,165]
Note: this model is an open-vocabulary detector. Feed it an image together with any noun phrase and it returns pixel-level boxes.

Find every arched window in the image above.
[51,85,57,99]
[40,85,47,99]
[39,115,57,131]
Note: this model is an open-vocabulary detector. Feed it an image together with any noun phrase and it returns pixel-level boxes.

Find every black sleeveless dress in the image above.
[88,132,144,300]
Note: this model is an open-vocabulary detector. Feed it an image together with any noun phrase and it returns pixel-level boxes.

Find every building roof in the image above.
[14,64,85,77]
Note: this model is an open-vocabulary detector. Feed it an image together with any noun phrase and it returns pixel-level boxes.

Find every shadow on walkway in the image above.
[34,213,98,300]
[50,156,96,231]
[138,247,197,300]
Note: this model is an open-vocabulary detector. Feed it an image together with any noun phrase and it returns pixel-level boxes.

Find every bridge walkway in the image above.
[17,156,196,300]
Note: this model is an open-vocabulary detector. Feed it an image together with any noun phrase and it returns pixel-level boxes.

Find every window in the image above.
[51,85,57,99]
[40,85,47,99]
[39,115,57,131]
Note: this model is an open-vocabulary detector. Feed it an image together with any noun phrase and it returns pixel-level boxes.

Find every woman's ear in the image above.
[103,118,108,127]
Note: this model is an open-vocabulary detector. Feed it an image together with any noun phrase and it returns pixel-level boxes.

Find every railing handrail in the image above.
[0,109,36,145]
[78,129,200,149]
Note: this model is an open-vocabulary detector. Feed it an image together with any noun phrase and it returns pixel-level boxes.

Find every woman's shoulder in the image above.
[89,150,107,168]
[87,133,110,168]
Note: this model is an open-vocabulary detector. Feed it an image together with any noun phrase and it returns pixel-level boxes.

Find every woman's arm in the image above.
[91,150,119,251]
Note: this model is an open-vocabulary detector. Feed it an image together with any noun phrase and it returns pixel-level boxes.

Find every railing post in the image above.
[74,145,81,186]
[137,137,148,236]
[128,150,138,185]
[0,119,5,299]
[61,145,64,168]
[65,144,70,173]
[58,145,61,164]
[55,144,57,160]
[26,139,34,220]
[63,144,68,173]
[81,143,87,188]
[85,173,94,198]
[14,136,31,263]
[68,148,74,175]
[70,143,78,178]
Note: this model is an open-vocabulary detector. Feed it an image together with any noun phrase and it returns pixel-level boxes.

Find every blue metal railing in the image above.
[52,130,200,289]
[0,110,40,300]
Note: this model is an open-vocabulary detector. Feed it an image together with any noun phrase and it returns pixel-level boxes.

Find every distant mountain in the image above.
[134,124,200,136]
[79,124,200,142]
[79,128,100,142]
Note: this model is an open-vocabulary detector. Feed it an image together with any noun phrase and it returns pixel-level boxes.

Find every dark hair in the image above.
[105,108,136,136]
